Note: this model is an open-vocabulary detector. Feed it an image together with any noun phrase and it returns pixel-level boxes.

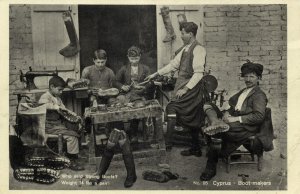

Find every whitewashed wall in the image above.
[156,5,204,71]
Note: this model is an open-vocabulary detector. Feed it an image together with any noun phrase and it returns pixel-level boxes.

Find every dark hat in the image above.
[94,49,107,59]
[127,46,141,57]
[241,60,263,77]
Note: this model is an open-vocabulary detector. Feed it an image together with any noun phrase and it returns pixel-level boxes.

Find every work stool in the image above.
[226,136,262,173]
[46,134,64,155]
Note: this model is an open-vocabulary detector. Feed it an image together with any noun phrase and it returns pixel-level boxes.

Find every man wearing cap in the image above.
[145,22,209,157]
[200,61,268,181]
[114,46,154,142]
[81,49,116,105]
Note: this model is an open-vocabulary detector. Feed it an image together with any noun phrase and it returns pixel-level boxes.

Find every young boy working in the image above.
[38,75,84,171]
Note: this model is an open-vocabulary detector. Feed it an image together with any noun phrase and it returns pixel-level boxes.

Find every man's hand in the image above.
[222,111,230,123]
[227,116,240,123]
[59,106,68,112]
[144,72,159,82]
[176,87,189,99]
[223,112,239,123]
[53,104,60,110]
[121,85,131,92]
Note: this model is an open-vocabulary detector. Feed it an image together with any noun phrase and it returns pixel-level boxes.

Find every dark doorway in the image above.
[78,5,157,74]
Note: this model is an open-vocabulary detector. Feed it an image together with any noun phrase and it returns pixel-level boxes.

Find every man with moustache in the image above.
[145,22,209,157]
[200,60,268,181]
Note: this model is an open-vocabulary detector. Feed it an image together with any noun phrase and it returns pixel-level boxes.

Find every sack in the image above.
[18,103,47,147]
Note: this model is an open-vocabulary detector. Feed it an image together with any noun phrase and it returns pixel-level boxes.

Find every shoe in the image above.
[123,154,137,188]
[89,150,114,185]
[180,149,202,157]
[200,169,216,181]
[69,161,85,171]
[162,170,179,180]
[142,170,169,183]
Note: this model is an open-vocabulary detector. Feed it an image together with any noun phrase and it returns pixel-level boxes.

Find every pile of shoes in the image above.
[13,156,71,184]
[25,156,71,170]
[14,167,60,184]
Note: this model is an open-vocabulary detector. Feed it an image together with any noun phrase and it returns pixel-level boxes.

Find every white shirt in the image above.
[157,42,206,89]
[38,91,65,110]
[131,65,138,76]
[235,87,254,122]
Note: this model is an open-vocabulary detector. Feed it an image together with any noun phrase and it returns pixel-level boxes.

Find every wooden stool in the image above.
[226,136,263,173]
[46,134,64,155]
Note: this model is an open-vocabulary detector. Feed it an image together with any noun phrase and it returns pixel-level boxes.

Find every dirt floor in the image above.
[9,138,287,190]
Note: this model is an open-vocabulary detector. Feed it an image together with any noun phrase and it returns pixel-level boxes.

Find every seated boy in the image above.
[38,75,84,171]
[81,49,116,105]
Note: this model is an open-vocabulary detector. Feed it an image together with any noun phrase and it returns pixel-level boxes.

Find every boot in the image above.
[160,6,176,43]
[203,105,229,136]
[123,153,137,188]
[165,118,176,151]
[181,128,202,157]
[177,13,187,28]
[59,11,80,57]
[89,149,114,185]
[200,138,221,181]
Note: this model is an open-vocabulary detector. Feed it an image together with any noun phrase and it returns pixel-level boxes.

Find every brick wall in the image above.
[203,4,287,150]
[9,5,33,124]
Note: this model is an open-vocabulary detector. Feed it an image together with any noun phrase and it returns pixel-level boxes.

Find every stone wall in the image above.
[9,5,33,124]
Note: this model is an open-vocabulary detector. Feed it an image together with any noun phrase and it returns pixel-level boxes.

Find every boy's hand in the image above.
[121,85,130,92]
[92,88,99,95]
[53,104,60,110]
[59,107,68,112]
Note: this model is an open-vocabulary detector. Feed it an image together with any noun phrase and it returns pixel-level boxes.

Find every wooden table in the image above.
[84,100,166,164]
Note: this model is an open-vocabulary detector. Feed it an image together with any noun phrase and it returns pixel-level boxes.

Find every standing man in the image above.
[114,46,154,142]
[145,22,209,157]
[200,61,267,181]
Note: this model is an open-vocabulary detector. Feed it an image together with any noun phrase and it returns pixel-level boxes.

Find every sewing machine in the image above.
[20,67,58,90]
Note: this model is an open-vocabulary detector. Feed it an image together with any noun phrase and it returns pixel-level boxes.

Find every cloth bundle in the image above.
[17,103,47,147]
